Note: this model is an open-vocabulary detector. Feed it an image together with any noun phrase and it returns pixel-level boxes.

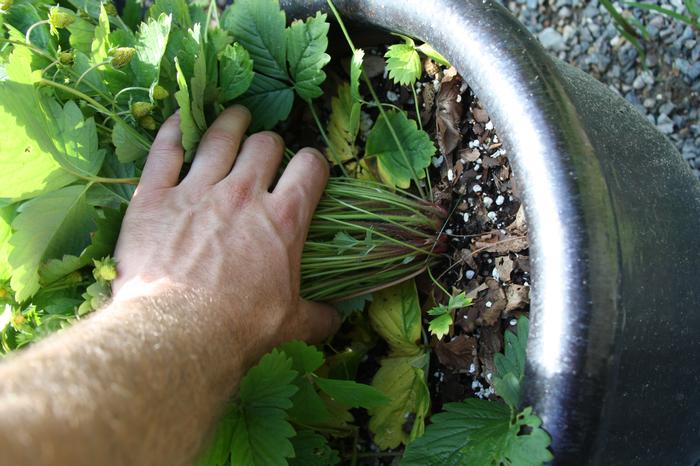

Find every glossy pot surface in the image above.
[277,1,700,465]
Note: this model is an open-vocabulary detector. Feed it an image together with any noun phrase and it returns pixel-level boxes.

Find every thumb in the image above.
[294,299,342,344]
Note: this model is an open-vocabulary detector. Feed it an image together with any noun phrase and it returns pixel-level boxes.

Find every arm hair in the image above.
[0,290,254,466]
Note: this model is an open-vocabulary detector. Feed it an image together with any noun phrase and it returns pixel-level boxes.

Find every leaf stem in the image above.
[25,20,50,46]
[326,0,427,198]
[39,79,152,150]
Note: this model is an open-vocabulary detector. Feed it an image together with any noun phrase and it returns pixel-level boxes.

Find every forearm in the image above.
[0,289,251,466]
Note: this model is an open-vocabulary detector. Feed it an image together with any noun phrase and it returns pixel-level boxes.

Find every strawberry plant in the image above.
[0,0,552,464]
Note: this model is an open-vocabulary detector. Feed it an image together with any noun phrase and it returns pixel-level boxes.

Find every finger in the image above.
[137,112,183,193]
[184,105,251,186]
[294,299,342,344]
[224,131,284,190]
[272,148,329,230]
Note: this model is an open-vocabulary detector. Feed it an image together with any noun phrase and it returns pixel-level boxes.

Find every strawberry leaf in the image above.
[9,185,95,302]
[131,13,172,88]
[230,349,298,466]
[365,110,435,189]
[289,431,340,466]
[239,73,294,131]
[327,83,361,165]
[286,12,331,101]
[400,400,553,466]
[219,43,254,102]
[222,0,288,81]
[385,41,422,86]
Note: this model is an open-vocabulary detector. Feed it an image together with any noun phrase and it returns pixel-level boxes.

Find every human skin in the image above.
[0,106,340,466]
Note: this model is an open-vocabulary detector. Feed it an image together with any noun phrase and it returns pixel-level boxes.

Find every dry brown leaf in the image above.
[476,278,507,327]
[435,335,477,371]
[472,106,490,124]
[460,147,481,163]
[507,206,528,236]
[505,284,530,313]
[436,78,464,156]
[494,256,515,283]
[472,232,529,255]
[478,325,503,379]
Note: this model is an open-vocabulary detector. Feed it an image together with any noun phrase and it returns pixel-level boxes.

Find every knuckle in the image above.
[204,127,239,149]
[246,131,283,152]
[221,179,255,208]
[272,202,302,238]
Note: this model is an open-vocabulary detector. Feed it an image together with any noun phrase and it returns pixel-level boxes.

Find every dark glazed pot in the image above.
[276,1,700,465]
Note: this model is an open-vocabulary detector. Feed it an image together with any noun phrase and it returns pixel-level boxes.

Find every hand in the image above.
[113,106,340,352]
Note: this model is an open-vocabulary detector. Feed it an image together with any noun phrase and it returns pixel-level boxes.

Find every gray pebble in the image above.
[538,27,565,51]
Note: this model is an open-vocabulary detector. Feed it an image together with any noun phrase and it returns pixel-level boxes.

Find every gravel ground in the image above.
[497,0,700,179]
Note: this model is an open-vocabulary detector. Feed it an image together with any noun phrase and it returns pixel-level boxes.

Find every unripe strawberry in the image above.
[11,313,26,327]
[152,85,169,100]
[131,101,154,118]
[59,51,74,65]
[110,47,136,68]
[139,115,157,131]
[49,6,75,29]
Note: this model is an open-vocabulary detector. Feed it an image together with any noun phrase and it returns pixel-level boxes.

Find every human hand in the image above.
[112,106,340,350]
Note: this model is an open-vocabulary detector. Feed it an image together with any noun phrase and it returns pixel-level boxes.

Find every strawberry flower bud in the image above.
[139,115,157,131]
[131,101,154,118]
[110,47,136,68]
[59,51,74,65]
[93,257,118,282]
[152,85,169,100]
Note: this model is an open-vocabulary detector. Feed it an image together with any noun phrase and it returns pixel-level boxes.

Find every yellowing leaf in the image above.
[428,313,452,339]
[327,83,360,165]
[365,110,435,189]
[368,281,422,356]
[369,354,430,449]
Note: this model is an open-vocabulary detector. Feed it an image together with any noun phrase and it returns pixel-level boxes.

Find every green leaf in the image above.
[0,48,76,203]
[327,83,360,165]
[448,292,471,309]
[67,17,96,54]
[230,349,298,466]
[222,0,288,81]
[132,13,172,88]
[492,372,521,409]
[278,341,332,426]
[91,4,111,65]
[286,12,330,101]
[40,206,124,285]
[369,353,430,449]
[400,400,553,466]
[194,413,234,466]
[46,100,105,178]
[112,122,149,163]
[368,280,422,356]
[493,316,529,408]
[350,49,364,102]
[174,58,202,162]
[315,377,389,409]
[239,73,294,131]
[289,431,340,466]
[219,43,254,102]
[385,42,422,86]
[416,43,450,67]
[122,0,144,31]
[365,110,435,189]
[148,0,191,29]
[0,206,16,281]
[333,293,372,318]
[428,312,452,339]
[9,185,94,302]
[279,340,324,374]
